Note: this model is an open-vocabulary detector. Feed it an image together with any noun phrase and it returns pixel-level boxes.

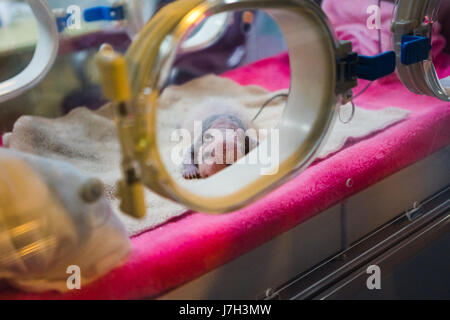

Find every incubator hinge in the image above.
[391,16,433,66]
[53,9,71,33]
[405,201,426,221]
[117,164,146,219]
[336,40,396,103]
[335,41,358,99]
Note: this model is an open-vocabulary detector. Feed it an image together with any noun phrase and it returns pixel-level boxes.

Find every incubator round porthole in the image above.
[96,0,345,215]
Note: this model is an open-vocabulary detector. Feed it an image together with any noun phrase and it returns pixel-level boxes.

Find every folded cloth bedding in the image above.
[3,74,408,236]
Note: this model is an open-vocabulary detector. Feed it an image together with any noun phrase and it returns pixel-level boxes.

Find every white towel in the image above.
[2,75,409,236]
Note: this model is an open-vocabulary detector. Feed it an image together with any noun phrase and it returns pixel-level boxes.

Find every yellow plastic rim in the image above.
[123,0,339,213]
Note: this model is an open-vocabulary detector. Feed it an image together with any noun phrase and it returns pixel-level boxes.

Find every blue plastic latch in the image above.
[83,5,125,22]
[56,14,71,32]
[401,35,431,65]
[355,51,396,81]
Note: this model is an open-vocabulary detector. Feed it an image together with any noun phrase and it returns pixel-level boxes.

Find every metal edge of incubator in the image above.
[267,186,450,300]
[159,147,450,300]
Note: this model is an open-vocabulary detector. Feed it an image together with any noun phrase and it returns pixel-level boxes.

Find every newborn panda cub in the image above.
[183,112,257,179]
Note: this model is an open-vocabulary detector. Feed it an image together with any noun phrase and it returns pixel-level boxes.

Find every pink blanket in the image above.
[1,1,449,299]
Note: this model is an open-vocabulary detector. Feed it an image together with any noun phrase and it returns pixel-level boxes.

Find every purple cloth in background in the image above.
[169,12,248,85]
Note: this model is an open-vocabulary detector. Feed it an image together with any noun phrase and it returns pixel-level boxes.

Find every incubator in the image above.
[392,0,450,101]
[0,0,448,298]
[94,0,447,216]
